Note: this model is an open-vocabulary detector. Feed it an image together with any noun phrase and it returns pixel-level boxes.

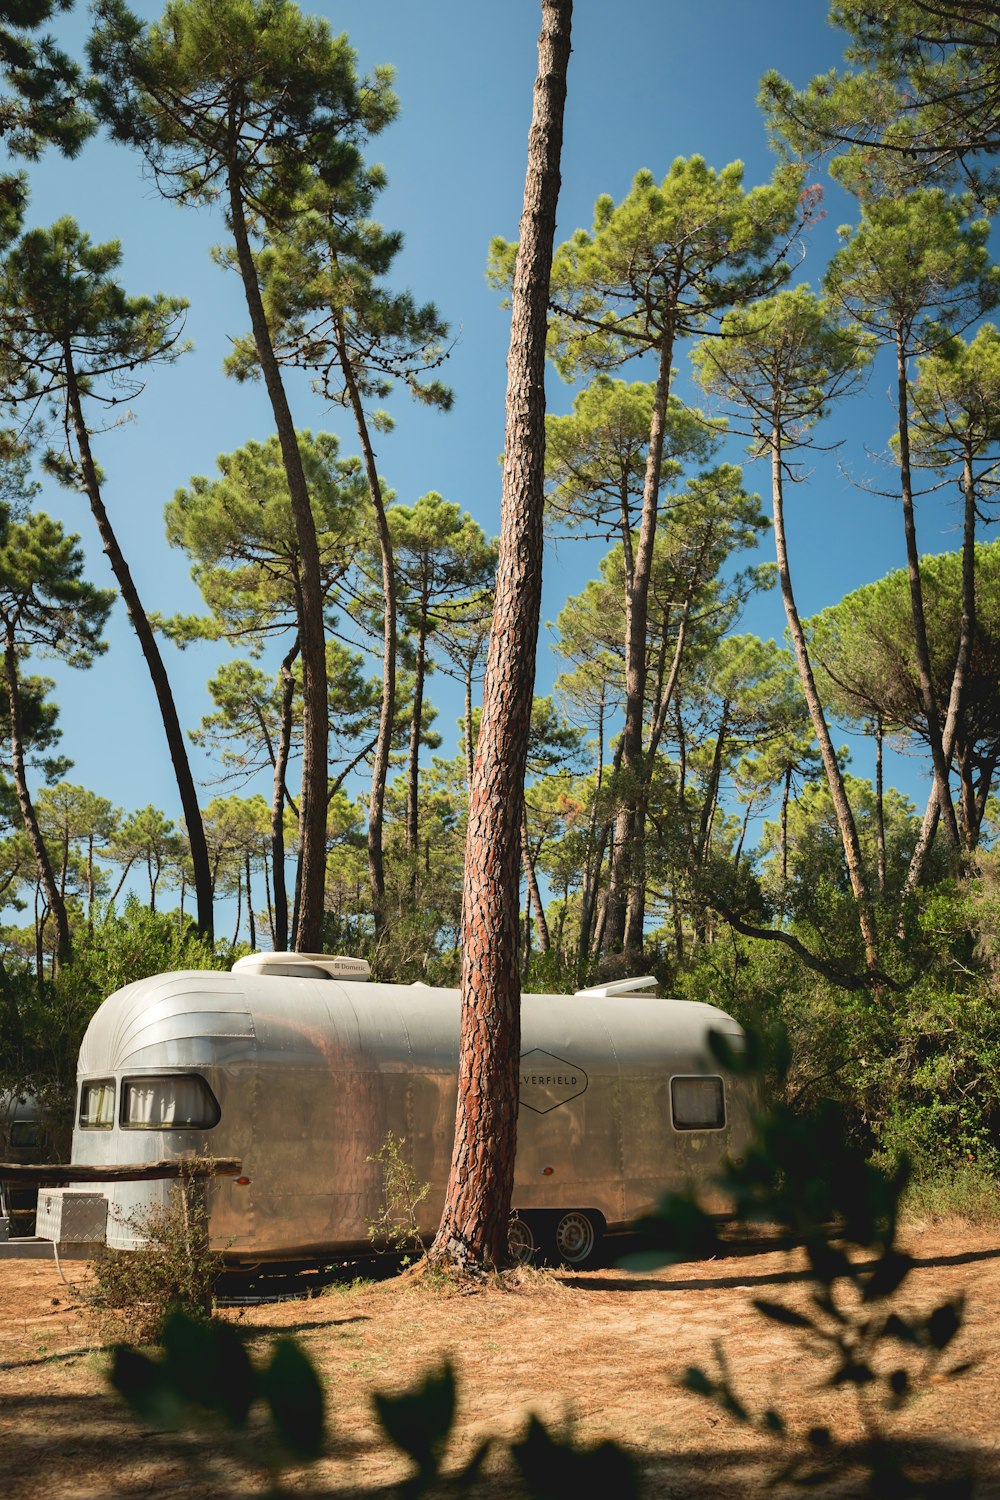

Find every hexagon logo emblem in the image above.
[519,1049,588,1114]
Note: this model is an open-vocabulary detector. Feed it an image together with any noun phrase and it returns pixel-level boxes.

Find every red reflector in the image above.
[235,1176,251,1186]
[543,1166,554,1176]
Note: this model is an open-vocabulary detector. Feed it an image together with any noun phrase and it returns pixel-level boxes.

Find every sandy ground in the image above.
[1,1223,999,1498]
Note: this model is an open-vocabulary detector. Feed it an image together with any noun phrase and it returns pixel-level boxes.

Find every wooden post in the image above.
[0,1157,242,1185]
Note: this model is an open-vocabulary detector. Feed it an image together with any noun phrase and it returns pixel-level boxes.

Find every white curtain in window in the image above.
[672,1076,725,1130]
[123,1076,214,1128]
[80,1082,115,1128]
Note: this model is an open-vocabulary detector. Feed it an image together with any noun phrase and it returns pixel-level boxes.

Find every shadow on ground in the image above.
[1,1391,997,1500]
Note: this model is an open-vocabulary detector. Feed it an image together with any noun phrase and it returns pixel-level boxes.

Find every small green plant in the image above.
[366,1131,431,1259]
[92,1162,222,1343]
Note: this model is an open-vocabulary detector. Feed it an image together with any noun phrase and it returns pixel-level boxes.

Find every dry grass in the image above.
[2,1224,1000,1497]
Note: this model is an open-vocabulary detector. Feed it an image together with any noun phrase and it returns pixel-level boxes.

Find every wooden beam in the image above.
[0,1157,242,1185]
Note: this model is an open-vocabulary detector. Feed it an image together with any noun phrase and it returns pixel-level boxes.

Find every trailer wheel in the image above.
[508,1214,538,1266]
[553,1210,601,1269]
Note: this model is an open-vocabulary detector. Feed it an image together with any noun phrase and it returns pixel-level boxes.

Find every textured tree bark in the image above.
[64,352,216,943]
[226,150,328,953]
[4,638,70,966]
[428,0,571,1272]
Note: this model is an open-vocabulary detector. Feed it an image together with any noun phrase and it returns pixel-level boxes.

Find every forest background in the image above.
[0,0,998,1203]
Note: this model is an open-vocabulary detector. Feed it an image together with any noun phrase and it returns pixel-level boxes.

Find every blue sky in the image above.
[8,0,979,902]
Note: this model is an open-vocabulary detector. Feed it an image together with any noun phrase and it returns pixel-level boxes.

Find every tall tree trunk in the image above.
[226,147,328,952]
[245,853,256,951]
[270,639,298,951]
[406,599,430,860]
[34,885,45,988]
[770,424,880,971]
[464,658,475,795]
[734,796,754,871]
[604,328,675,953]
[903,435,977,893]
[697,706,729,868]
[58,821,68,902]
[264,858,275,948]
[335,317,396,937]
[429,0,571,1272]
[521,805,550,954]
[63,353,215,943]
[577,697,607,977]
[780,766,792,898]
[894,329,962,853]
[624,605,690,953]
[972,747,996,843]
[875,717,886,895]
[5,640,69,965]
[110,859,133,906]
[86,834,95,932]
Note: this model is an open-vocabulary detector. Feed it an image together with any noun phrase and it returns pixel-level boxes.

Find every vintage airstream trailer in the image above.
[0,1091,51,1237]
[48,953,753,1267]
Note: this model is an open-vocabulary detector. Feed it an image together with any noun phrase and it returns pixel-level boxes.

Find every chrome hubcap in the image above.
[555,1211,595,1263]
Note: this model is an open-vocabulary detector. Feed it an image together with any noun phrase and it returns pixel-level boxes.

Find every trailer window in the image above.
[10,1121,41,1148]
[79,1080,115,1129]
[671,1075,725,1131]
[120,1075,220,1130]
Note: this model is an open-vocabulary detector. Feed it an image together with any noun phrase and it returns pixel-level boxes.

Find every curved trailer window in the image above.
[671,1075,726,1131]
[79,1079,115,1129]
[120,1074,220,1130]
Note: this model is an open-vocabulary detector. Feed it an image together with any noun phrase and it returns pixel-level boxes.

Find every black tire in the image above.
[552,1209,602,1269]
[508,1213,539,1266]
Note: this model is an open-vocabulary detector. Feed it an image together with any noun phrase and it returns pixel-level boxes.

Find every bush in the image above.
[92,1164,222,1344]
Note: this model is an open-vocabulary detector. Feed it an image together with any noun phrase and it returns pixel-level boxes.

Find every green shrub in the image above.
[901,1161,1000,1225]
[92,1165,222,1344]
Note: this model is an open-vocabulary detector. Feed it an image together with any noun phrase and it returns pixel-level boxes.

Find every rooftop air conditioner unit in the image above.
[573,975,660,999]
[232,952,371,983]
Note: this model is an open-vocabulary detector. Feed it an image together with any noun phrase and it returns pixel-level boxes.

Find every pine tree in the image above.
[89,0,396,949]
[694,286,881,971]
[0,216,216,940]
[427,0,572,1275]
[0,507,113,964]
[492,154,803,951]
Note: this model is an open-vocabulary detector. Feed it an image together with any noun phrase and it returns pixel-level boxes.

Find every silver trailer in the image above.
[0,1091,50,1238]
[52,954,753,1267]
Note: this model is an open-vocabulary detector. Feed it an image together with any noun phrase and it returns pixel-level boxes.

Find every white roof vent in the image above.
[574,975,660,999]
[232,952,371,983]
